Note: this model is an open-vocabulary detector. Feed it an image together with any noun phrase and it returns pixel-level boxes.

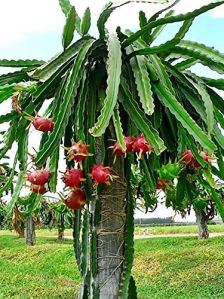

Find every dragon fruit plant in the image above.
[1,0,224,297]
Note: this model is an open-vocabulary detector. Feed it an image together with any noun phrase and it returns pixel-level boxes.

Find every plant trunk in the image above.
[13,206,25,238]
[195,208,209,239]
[94,155,126,298]
[58,213,65,240]
[76,132,135,298]
[18,226,25,238]
[25,215,36,246]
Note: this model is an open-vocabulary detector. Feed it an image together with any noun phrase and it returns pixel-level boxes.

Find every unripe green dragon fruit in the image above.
[157,162,182,180]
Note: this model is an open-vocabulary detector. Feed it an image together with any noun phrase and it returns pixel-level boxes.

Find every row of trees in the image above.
[0,196,218,244]
[0,0,224,298]
[0,198,73,244]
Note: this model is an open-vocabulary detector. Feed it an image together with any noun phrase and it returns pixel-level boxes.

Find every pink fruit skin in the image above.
[124,136,135,152]
[65,189,86,210]
[63,169,84,188]
[27,170,51,185]
[192,152,210,168]
[132,134,151,155]
[30,184,47,194]
[156,179,167,190]
[200,151,210,162]
[33,116,54,132]
[182,150,209,168]
[109,136,134,157]
[109,142,124,156]
[67,142,90,163]
[182,150,194,163]
[91,164,111,185]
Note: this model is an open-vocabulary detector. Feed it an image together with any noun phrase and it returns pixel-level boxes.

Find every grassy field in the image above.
[1,223,223,239]
[1,231,224,299]
[135,223,224,235]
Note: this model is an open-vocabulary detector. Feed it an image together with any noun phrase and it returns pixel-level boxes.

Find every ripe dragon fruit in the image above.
[109,136,134,157]
[90,164,112,186]
[182,149,211,169]
[32,116,54,132]
[156,179,168,190]
[132,134,152,159]
[30,184,47,194]
[182,149,194,164]
[62,169,85,188]
[199,151,211,163]
[27,169,51,185]
[66,140,91,163]
[64,189,86,210]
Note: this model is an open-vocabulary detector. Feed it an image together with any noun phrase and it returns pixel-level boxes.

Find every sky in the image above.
[0,0,224,59]
[0,0,224,222]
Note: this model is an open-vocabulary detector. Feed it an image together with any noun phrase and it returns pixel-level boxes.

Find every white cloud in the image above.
[211,6,224,18]
[0,0,64,46]
[172,0,224,17]
[73,0,223,32]
[0,0,107,47]
[1,0,223,47]
[173,0,211,13]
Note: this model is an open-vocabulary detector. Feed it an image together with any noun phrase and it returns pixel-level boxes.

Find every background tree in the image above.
[0,153,16,232]
[12,205,25,237]
[0,0,224,298]
[25,214,36,246]
[14,197,40,245]
[163,169,219,239]
[39,200,73,240]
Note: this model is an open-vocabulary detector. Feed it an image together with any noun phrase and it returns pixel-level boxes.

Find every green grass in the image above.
[1,223,224,239]
[0,235,80,299]
[134,237,224,299]
[134,223,224,235]
[1,232,224,298]
[0,229,73,237]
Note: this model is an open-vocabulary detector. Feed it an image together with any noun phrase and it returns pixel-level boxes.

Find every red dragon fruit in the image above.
[192,151,212,168]
[182,150,194,164]
[132,134,152,158]
[30,184,47,194]
[182,149,211,169]
[199,151,211,162]
[27,169,51,185]
[66,140,91,163]
[90,164,112,186]
[190,159,200,169]
[109,136,134,157]
[62,169,85,188]
[64,189,86,210]
[32,116,54,132]
[156,179,168,190]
